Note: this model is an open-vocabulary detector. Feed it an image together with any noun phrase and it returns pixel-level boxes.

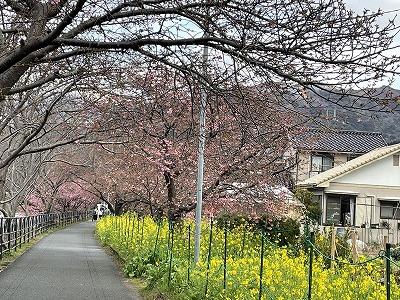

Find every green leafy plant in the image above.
[295,188,321,223]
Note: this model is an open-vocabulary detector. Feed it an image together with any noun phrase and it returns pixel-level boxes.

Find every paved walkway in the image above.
[0,221,140,300]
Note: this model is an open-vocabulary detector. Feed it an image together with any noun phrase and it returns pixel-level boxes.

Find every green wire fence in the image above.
[97,214,400,300]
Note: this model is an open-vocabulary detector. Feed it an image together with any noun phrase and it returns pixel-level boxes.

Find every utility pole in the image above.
[194,40,209,263]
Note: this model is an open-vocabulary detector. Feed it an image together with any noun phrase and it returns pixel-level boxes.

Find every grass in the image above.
[130,278,167,300]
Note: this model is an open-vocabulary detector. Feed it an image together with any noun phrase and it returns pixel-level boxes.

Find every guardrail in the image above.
[0,211,89,259]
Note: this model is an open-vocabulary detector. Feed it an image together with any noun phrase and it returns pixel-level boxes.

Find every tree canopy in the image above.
[0,0,399,216]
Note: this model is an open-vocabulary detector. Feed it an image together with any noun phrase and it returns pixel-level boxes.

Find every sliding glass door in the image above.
[325,194,356,226]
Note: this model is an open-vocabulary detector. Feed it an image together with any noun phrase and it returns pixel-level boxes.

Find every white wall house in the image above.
[297,143,400,244]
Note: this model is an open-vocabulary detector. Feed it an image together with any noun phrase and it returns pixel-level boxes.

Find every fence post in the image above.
[26,217,29,241]
[166,219,171,261]
[34,216,37,237]
[125,215,130,244]
[13,218,16,251]
[153,220,161,258]
[304,220,310,251]
[7,219,11,252]
[31,216,34,237]
[37,216,40,234]
[205,219,214,296]
[140,217,144,246]
[18,218,22,249]
[307,231,315,300]
[23,217,26,244]
[383,235,388,250]
[14,218,17,251]
[39,215,42,234]
[187,224,191,283]
[351,229,358,263]
[223,223,228,290]
[137,216,140,237]
[119,216,122,238]
[0,219,3,260]
[386,243,391,300]
[167,221,175,287]
[330,225,336,270]
[28,217,31,241]
[241,224,247,258]
[258,228,265,300]
[131,216,135,242]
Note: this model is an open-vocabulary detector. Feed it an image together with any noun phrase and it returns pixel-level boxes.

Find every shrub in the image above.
[255,217,301,247]
[214,213,301,247]
[295,188,321,223]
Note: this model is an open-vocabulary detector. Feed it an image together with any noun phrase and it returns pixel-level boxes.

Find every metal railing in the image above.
[0,211,89,259]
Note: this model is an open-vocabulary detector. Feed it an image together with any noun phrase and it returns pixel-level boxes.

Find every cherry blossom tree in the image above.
[0,0,398,102]
[25,156,97,214]
[72,67,302,219]
[0,0,399,215]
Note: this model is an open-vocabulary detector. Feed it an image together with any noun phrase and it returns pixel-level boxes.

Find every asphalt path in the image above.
[0,221,140,300]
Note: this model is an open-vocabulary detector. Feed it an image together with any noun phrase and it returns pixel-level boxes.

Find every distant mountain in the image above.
[298,86,400,143]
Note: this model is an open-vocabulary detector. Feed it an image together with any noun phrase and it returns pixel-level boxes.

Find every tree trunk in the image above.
[114,200,124,215]
[0,166,11,216]
[164,171,176,220]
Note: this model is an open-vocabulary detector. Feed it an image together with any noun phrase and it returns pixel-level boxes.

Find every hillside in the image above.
[299,86,400,143]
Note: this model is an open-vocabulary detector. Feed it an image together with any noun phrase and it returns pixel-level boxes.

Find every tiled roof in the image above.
[297,143,400,187]
[294,129,387,154]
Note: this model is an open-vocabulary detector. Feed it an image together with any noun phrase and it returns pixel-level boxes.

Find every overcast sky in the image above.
[344,0,400,88]
[345,0,399,12]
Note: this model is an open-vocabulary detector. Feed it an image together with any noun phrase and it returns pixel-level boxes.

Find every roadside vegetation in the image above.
[97,214,400,300]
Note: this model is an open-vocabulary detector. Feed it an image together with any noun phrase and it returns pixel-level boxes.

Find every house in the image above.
[297,143,400,244]
[293,129,387,184]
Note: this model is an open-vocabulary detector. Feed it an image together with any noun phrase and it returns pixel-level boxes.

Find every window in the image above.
[380,201,400,219]
[310,153,333,176]
[326,196,341,224]
[393,155,399,167]
[347,154,359,162]
[325,194,355,226]
[310,195,323,223]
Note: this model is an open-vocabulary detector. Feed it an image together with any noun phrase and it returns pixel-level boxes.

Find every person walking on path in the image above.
[92,207,98,221]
